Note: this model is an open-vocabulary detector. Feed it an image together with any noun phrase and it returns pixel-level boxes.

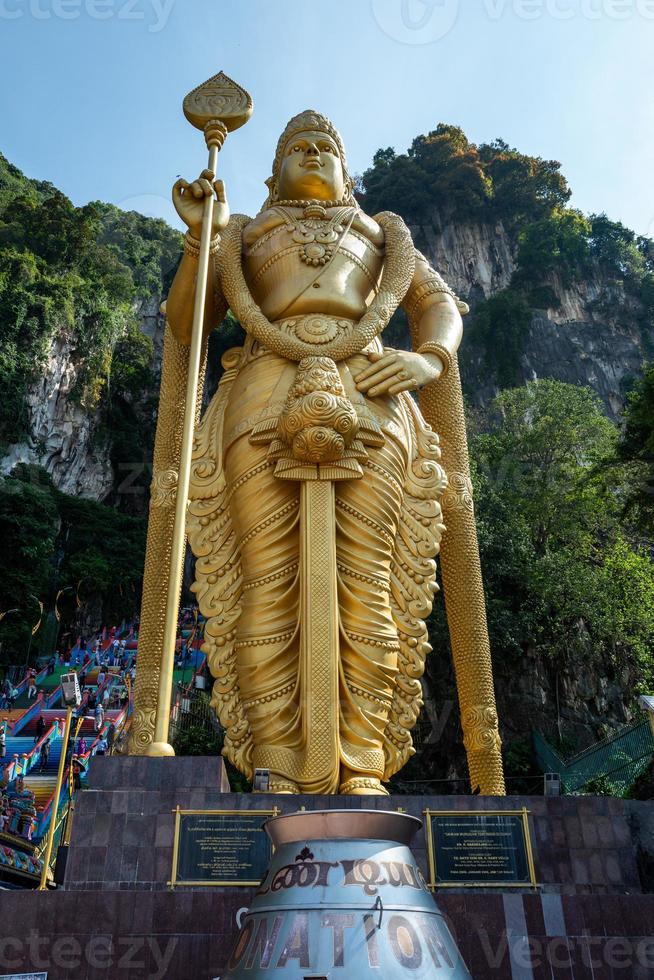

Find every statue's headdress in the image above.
[262,109,358,210]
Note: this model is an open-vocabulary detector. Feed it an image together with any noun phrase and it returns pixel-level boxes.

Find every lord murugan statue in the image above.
[128,75,505,797]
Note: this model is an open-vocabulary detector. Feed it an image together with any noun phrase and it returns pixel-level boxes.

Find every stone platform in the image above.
[0,756,652,979]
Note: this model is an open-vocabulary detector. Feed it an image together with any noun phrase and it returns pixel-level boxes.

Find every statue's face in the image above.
[277,130,346,202]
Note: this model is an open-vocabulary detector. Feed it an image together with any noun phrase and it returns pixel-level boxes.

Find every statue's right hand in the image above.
[172,170,229,239]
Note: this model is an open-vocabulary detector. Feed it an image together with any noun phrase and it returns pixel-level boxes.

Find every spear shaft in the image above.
[130,72,252,757]
[146,128,223,756]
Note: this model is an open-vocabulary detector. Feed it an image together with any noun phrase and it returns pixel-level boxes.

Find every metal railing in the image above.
[533,719,654,794]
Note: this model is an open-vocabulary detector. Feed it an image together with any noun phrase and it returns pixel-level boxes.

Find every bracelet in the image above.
[417,341,452,378]
[184,231,221,258]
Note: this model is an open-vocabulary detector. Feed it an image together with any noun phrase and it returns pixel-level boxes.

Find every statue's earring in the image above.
[264,176,278,203]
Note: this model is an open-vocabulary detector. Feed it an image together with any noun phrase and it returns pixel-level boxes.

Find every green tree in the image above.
[409,125,491,216]
[0,157,181,445]
[515,209,591,286]
[0,466,145,664]
[479,139,571,225]
[469,290,532,387]
[0,468,59,659]
[359,124,491,220]
[589,213,648,281]
[617,362,654,533]
[0,191,98,267]
[471,380,654,686]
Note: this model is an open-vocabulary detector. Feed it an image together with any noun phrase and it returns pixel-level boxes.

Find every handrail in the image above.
[12,663,49,698]
[10,692,47,735]
[1,720,63,786]
[38,704,129,828]
[534,720,654,793]
[34,802,69,860]
[563,716,649,764]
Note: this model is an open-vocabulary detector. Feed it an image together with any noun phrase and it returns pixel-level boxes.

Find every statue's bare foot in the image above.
[339,776,389,796]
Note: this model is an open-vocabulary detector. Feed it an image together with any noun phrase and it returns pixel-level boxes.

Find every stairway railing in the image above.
[2,720,63,787]
[533,717,654,794]
[37,703,129,835]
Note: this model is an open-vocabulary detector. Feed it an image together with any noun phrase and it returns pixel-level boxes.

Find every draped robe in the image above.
[187,209,450,792]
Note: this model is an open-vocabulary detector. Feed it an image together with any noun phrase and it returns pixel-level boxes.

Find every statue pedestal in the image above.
[0,756,652,978]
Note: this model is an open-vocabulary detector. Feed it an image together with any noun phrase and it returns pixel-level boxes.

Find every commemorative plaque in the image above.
[169,807,277,887]
[424,809,536,888]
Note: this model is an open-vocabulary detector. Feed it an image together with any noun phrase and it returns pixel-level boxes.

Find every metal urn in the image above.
[221,808,471,978]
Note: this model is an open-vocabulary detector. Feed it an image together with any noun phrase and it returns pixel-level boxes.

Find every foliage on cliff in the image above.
[409,379,654,786]
[360,127,571,226]
[359,126,654,383]
[0,153,174,653]
[617,361,654,535]
[0,152,180,449]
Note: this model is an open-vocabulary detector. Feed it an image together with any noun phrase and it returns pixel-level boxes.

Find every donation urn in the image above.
[222,808,471,978]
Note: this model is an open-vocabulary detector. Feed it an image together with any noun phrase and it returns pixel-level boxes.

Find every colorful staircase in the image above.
[1,613,202,885]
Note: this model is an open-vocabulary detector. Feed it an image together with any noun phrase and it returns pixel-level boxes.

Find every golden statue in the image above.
[129,75,505,797]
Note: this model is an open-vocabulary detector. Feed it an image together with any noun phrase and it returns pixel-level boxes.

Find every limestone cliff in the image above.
[411,212,648,420]
[0,152,177,510]
[0,296,166,503]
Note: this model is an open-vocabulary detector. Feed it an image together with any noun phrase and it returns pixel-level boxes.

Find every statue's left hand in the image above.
[354,347,443,397]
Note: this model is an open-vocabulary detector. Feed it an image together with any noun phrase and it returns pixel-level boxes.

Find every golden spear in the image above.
[131,73,252,757]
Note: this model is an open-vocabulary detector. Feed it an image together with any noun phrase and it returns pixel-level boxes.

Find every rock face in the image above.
[412,215,516,303]
[1,296,166,500]
[413,212,647,420]
[522,304,643,420]
[1,332,112,499]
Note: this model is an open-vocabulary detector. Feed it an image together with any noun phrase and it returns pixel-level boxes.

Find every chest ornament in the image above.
[219,210,415,364]
[278,205,348,267]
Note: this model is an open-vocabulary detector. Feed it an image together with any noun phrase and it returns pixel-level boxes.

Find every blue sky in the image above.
[1,0,653,238]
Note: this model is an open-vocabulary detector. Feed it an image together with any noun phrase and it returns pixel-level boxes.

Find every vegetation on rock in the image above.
[359,127,654,384]
[617,361,654,534]
[470,380,654,686]
[0,152,180,447]
[0,154,177,653]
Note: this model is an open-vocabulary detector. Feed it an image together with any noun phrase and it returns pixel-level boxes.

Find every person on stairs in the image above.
[35,715,45,744]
